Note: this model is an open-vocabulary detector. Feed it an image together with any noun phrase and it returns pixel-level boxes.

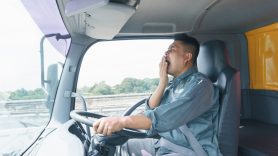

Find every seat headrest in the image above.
[197,40,230,82]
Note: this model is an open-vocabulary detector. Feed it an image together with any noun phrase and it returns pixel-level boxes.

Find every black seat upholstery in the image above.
[197,40,241,156]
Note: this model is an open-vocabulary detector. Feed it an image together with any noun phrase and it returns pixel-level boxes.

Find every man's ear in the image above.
[184,52,193,64]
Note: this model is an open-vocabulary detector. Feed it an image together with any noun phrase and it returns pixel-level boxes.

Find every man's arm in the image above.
[93,57,168,136]
[93,114,151,136]
[148,56,168,109]
[144,77,215,133]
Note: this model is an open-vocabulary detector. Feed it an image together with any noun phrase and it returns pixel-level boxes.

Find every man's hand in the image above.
[93,117,125,136]
[92,115,151,136]
[148,56,169,109]
[159,56,169,88]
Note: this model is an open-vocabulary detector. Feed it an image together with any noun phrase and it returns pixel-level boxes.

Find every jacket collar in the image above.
[170,66,197,88]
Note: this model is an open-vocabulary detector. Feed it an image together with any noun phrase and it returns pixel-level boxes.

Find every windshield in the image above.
[0,1,69,155]
[77,40,172,116]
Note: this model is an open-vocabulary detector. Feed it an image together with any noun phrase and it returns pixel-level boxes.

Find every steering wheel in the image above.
[122,98,146,116]
[70,110,147,139]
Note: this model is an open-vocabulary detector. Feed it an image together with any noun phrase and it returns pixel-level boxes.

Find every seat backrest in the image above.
[197,40,241,156]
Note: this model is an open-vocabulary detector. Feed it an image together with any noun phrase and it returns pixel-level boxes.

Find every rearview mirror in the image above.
[46,64,58,97]
[45,63,59,111]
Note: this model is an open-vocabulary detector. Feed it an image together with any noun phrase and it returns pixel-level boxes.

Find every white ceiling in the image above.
[60,0,278,39]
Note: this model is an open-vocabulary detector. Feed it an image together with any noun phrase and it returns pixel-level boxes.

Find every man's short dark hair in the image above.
[174,33,200,65]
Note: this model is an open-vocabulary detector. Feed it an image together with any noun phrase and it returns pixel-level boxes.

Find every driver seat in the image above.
[197,40,241,156]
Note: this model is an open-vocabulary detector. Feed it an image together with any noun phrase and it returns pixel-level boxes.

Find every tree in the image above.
[78,77,159,96]
[89,81,113,95]
[142,78,159,92]
[113,77,159,94]
[8,88,46,100]
[30,88,47,99]
[77,86,91,96]
[9,88,28,100]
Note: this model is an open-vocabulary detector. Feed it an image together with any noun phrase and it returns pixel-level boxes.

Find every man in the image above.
[93,34,221,155]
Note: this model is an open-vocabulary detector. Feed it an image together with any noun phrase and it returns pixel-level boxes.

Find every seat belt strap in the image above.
[179,125,207,156]
[159,138,196,156]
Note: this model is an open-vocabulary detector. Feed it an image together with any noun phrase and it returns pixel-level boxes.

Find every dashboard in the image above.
[24,120,90,156]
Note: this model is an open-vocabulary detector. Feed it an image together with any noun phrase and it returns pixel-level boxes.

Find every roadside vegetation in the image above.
[1,78,159,100]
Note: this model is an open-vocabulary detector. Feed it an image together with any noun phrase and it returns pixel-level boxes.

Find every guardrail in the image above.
[0,93,150,117]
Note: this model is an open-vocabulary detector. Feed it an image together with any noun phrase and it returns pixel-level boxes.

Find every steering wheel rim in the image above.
[122,98,146,116]
[70,110,106,126]
[70,110,147,138]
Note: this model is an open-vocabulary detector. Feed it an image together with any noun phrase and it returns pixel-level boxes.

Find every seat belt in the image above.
[159,138,196,156]
[179,125,207,156]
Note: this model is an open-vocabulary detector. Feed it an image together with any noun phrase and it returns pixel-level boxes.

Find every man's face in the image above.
[165,41,189,77]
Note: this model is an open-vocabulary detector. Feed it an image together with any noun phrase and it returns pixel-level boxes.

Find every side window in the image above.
[77,40,172,116]
[0,1,67,154]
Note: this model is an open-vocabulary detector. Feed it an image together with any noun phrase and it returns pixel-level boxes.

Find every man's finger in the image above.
[97,120,104,134]
[93,120,100,132]
[107,126,113,136]
[103,124,108,135]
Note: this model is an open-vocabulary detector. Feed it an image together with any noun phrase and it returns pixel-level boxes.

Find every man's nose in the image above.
[165,50,169,56]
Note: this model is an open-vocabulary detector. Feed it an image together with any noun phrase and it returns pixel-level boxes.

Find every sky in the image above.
[0,1,173,92]
[78,40,172,88]
[0,1,63,92]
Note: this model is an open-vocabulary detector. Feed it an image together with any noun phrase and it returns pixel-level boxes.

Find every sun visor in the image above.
[65,0,109,17]
[83,3,135,40]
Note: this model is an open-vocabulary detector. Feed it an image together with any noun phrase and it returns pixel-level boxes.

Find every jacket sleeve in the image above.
[143,78,215,135]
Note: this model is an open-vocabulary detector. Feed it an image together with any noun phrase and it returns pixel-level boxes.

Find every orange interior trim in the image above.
[246,23,278,91]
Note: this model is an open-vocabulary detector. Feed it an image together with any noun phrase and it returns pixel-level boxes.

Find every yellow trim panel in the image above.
[246,23,278,91]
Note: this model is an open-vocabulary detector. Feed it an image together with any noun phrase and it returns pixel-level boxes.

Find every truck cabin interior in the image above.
[21,0,278,155]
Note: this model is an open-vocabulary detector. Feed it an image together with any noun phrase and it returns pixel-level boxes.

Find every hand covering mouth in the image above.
[165,59,170,64]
